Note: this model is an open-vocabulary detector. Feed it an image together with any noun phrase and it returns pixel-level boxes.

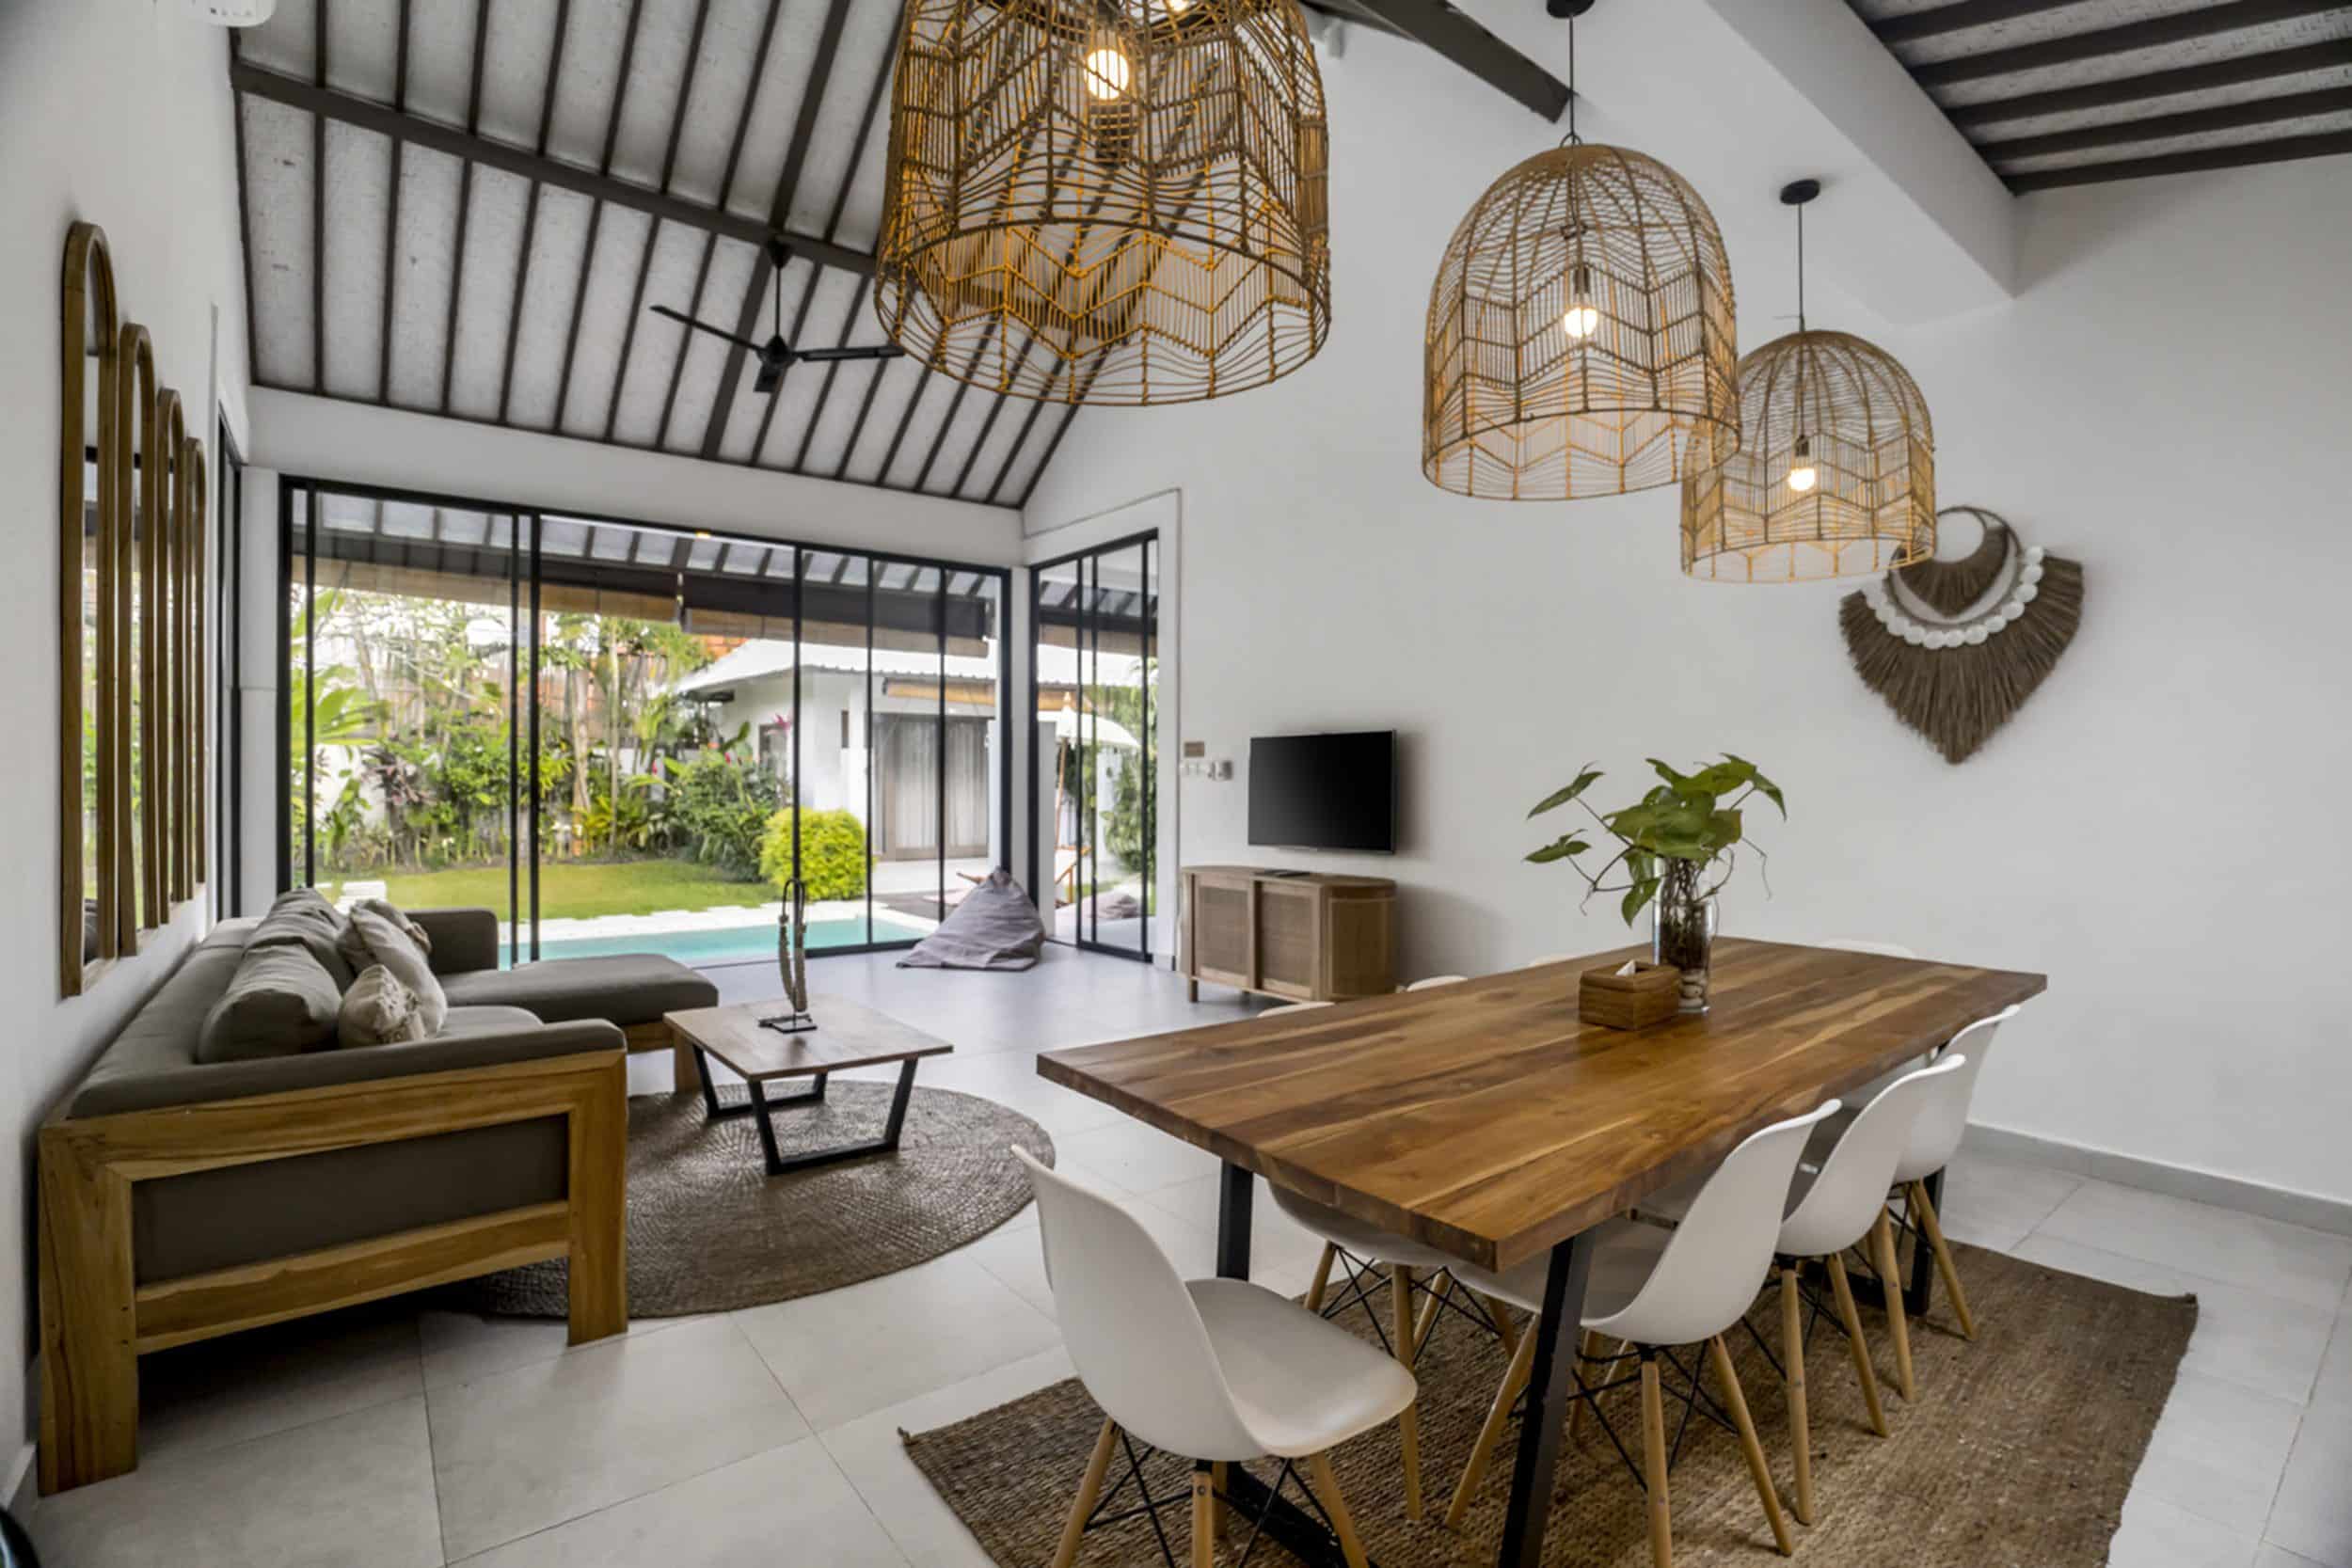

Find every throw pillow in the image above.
[334,897,433,974]
[343,905,449,1035]
[198,943,343,1063]
[247,887,358,990]
[338,963,432,1048]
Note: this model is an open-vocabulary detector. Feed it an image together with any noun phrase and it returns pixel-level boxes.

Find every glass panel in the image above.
[294,492,519,960]
[80,454,101,958]
[283,485,308,890]
[1035,554,1082,937]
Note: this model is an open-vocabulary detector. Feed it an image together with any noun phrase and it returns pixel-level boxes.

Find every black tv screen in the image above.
[1248,732,1395,852]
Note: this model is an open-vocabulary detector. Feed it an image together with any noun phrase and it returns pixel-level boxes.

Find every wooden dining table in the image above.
[1038,937,2047,1568]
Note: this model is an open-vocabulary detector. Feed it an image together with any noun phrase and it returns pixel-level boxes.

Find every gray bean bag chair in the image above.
[897,869,1047,971]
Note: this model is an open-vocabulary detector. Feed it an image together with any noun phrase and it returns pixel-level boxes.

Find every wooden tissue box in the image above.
[1579,961,1680,1030]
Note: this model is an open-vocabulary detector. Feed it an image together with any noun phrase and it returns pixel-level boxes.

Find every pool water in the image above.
[527,916,926,966]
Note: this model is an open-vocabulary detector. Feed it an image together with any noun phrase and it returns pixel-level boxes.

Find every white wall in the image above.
[0,0,252,1479]
[1024,24,2352,1207]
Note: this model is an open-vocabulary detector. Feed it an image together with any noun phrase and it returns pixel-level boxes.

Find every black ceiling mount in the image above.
[1547,0,1596,17]
[650,236,904,398]
[1780,178,1822,206]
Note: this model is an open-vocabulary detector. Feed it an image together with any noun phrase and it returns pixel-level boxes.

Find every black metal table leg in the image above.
[1498,1233,1595,1568]
[694,1049,921,1177]
[1213,1161,1373,1568]
[1904,1169,1944,1319]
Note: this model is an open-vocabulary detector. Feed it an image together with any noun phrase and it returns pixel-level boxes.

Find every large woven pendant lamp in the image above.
[1681,181,1936,582]
[1422,0,1739,500]
[877,0,1331,405]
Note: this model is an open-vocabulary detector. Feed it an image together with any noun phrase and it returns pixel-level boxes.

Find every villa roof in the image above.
[669,638,1085,695]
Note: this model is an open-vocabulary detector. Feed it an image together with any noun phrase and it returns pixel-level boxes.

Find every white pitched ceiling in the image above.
[231,0,1071,507]
[1842,0,2352,190]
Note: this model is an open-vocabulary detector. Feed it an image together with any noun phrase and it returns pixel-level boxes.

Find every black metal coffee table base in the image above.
[692,1050,921,1176]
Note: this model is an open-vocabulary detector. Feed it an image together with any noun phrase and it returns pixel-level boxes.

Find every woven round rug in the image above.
[460,1083,1052,1318]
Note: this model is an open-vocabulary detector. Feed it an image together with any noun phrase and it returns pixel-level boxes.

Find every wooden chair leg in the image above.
[1210,1461,1230,1546]
[1482,1291,1522,1358]
[1911,1181,1978,1341]
[1708,1335,1793,1557]
[1389,1262,1424,1519]
[1305,1243,1337,1313]
[1641,1355,1673,1568]
[1053,1418,1119,1568]
[1567,1328,1600,1444]
[1412,1270,1453,1360]
[1825,1253,1889,1437]
[1191,1467,1216,1568]
[1869,1212,1916,1401]
[1780,1267,1814,1526]
[1444,1314,1537,1528]
[1306,1451,1371,1568]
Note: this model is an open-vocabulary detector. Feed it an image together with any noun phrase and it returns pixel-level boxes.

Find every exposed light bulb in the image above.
[1166,0,1192,11]
[1787,435,1819,494]
[1563,261,1599,341]
[1083,46,1132,101]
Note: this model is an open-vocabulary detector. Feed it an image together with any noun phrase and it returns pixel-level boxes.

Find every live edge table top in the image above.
[1039,939,2045,1273]
[666,995,954,1083]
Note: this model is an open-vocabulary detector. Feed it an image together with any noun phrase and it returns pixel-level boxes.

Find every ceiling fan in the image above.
[650,237,905,396]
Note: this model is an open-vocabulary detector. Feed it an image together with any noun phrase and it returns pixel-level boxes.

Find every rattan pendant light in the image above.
[1681,181,1936,582]
[877,0,1331,405]
[1422,1,1739,500]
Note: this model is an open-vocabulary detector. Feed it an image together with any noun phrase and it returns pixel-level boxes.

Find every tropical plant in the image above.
[581,773,661,855]
[759,807,868,903]
[663,747,783,879]
[1525,754,1786,925]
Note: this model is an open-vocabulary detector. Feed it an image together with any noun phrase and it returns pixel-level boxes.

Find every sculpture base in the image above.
[756,1010,818,1036]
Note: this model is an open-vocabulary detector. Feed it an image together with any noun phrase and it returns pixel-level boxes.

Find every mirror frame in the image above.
[60,223,119,996]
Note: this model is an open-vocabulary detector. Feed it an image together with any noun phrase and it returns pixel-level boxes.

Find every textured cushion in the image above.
[440,954,716,1027]
[338,964,431,1049]
[336,898,432,974]
[198,943,343,1063]
[343,907,450,1034]
[246,888,357,990]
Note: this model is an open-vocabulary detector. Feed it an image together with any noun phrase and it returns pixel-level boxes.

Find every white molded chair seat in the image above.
[1268,1186,1460,1273]
[1190,1277,1418,1456]
[1449,1216,1666,1322]
[1404,974,1470,991]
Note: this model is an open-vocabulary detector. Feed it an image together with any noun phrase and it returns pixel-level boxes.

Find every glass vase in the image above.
[1650,863,1718,1015]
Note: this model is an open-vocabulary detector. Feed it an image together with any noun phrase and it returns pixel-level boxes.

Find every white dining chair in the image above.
[1256,998,1456,1519]
[1766,1054,1965,1522]
[1439,1101,1839,1560]
[1403,974,1470,991]
[1522,955,1579,969]
[1819,938,1918,959]
[1015,1148,1416,1568]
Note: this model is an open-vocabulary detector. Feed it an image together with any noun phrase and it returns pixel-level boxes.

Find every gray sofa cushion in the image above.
[198,943,343,1063]
[441,955,716,1027]
[246,888,358,990]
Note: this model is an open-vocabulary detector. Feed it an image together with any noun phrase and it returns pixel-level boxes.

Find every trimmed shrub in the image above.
[759,807,868,903]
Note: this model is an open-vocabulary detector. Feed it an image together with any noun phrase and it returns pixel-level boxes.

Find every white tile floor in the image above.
[21,946,2352,1567]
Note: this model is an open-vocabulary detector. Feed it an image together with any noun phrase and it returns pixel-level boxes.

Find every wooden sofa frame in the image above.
[38,1047,628,1495]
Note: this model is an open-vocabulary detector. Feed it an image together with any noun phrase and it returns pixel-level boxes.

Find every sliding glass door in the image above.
[280,478,1009,970]
[1032,532,1158,958]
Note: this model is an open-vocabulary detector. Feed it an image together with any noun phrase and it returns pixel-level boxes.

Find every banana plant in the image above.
[1526,755,1785,924]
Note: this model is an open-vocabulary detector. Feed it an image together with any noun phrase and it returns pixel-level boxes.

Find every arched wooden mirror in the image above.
[149,388,184,925]
[183,436,209,904]
[60,223,119,995]
[119,325,155,942]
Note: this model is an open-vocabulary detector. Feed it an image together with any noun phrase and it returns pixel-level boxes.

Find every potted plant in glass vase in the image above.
[1526,755,1786,1015]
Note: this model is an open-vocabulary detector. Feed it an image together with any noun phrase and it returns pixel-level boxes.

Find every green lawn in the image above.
[325,859,775,919]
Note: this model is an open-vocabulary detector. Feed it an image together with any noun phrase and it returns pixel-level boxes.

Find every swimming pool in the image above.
[530,915,930,966]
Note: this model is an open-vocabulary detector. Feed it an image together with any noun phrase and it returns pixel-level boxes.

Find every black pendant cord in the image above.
[1794,198,1806,333]
[1567,14,1578,144]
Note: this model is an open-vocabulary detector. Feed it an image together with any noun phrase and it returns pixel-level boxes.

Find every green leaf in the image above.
[1524,833,1590,864]
[1722,753,1787,817]
[1708,808,1743,847]
[1646,758,1695,791]
[1621,878,1661,925]
[1527,766,1603,819]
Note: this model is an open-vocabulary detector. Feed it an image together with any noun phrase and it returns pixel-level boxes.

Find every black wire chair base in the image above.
[1315,1247,1508,1359]
[1074,1430,1355,1568]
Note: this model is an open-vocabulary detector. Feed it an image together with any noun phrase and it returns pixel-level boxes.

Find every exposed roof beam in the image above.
[1979,84,2352,161]
[554,0,647,433]
[1947,39,2352,127]
[2005,127,2352,189]
[437,0,490,415]
[1913,0,2351,87]
[1870,0,2090,46]
[1339,0,1570,119]
[228,61,876,277]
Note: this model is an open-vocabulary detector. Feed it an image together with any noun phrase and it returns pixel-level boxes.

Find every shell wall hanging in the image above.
[1837,508,2084,764]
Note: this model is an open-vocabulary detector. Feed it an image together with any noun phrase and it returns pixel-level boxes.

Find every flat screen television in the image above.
[1248,731,1395,853]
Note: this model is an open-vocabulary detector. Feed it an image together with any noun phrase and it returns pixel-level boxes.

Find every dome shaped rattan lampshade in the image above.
[1422,143,1740,500]
[877,0,1331,406]
[1679,329,1936,582]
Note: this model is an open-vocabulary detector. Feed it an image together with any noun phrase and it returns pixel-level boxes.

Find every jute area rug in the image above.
[461,1083,1050,1318]
[904,1243,2194,1566]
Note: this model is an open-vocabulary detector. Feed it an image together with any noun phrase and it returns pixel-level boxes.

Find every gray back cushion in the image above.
[246,888,358,990]
[198,943,344,1063]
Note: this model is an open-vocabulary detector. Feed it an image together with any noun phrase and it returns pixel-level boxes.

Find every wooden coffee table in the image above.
[663,995,954,1176]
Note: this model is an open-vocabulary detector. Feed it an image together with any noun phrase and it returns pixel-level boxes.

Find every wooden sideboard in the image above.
[1181,866,1396,1003]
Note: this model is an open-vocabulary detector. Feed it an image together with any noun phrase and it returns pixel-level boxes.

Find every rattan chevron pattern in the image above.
[1682,329,1937,582]
[877,0,1332,405]
[1423,143,1740,500]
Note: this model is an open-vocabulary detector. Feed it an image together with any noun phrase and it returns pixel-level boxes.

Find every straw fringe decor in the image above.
[904,1241,2192,1566]
[1839,511,2084,765]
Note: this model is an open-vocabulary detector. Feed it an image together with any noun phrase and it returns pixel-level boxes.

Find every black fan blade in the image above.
[792,344,909,363]
[649,305,761,353]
